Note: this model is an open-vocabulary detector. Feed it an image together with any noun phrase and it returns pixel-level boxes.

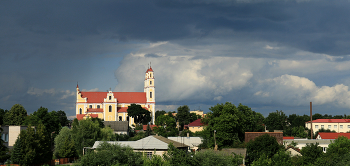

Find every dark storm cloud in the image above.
[2,0,350,59]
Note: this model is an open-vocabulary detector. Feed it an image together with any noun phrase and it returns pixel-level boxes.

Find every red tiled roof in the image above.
[79,92,147,103]
[188,119,204,127]
[283,137,294,140]
[76,114,98,120]
[117,107,148,113]
[77,114,86,120]
[87,108,103,112]
[317,132,350,139]
[306,119,350,123]
[143,125,157,131]
[146,67,153,73]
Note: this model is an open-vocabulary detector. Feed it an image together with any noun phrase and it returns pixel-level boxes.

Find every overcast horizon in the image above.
[2,0,350,119]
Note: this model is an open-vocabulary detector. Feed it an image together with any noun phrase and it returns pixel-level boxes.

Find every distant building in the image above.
[283,137,331,153]
[76,66,156,125]
[1,126,31,149]
[185,119,205,133]
[104,121,129,135]
[168,136,203,151]
[142,124,157,131]
[305,119,350,134]
[190,110,206,117]
[245,132,283,144]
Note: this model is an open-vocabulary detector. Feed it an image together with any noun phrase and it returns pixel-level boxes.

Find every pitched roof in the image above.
[317,132,350,139]
[188,119,204,127]
[143,125,157,131]
[87,108,104,113]
[167,137,203,148]
[306,119,350,123]
[283,137,294,140]
[104,121,129,132]
[76,114,98,120]
[146,67,153,73]
[92,135,188,150]
[79,92,147,103]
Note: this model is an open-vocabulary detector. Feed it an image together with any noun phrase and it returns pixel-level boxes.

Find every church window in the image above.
[150,73,152,78]
[119,116,122,121]
[109,105,112,112]
[109,96,111,100]
[127,117,129,121]
[150,81,152,85]
[150,92,152,98]
[89,105,92,108]
[79,108,82,114]
[97,105,100,108]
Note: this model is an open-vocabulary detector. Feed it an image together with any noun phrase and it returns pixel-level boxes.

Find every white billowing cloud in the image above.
[27,87,56,96]
[114,53,255,103]
[254,74,350,109]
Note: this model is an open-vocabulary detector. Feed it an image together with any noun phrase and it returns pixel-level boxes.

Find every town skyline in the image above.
[2,1,350,118]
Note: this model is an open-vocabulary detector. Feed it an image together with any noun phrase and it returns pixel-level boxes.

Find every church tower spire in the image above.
[144,64,155,124]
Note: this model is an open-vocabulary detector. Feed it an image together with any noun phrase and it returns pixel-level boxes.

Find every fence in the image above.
[0,157,79,166]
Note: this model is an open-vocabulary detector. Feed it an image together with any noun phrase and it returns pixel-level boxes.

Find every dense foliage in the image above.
[201,102,265,148]
[0,128,10,164]
[3,104,27,125]
[127,104,152,125]
[54,127,77,158]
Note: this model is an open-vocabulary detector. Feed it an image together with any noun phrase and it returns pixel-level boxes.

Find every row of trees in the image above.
[246,133,350,166]
[78,142,243,166]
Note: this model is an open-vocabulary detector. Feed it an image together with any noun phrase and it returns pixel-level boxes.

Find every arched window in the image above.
[89,105,92,108]
[109,96,112,100]
[150,81,152,85]
[79,108,82,114]
[97,105,100,108]
[127,117,129,121]
[119,116,122,121]
[150,92,152,98]
[109,105,112,112]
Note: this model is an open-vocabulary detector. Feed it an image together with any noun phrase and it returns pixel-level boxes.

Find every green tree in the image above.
[201,102,264,148]
[155,110,166,121]
[3,104,27,125]
[71,118,102,156]
[0,128,10,164]
[127,104,151,125]
[78,142,144,166]
[57,110,69,127]
[54,127,77,158]
[300,143,323,165]
[189,112,202,123]
[100,127,116,141]
[176,105,190,130]
[264,110,287,131]
[327,136,350,157]
[153,114,178,137]
[252,150,292,166]
[312,113,323,120]
[0,108,8,125]
[246,134,283,164]
[10,136,22,164]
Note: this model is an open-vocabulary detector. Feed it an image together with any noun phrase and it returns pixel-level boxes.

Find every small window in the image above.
[150,73,152,78]
[79,108,82,114]
[321,125,324,128]
[150,92,152,98]
[315,125,318,129]
[89,105,92,108]
[348,125,350,129]
[150,81,152,85]
[334,125,337,128]
[323,147,327,152]
[109,96,112,100]
[119,116,122,121]
[127,117,129,121]
[146,152,152,159]
[340,125,343,129]
[97,105,100,109]
[109,105,112,112]
[328,125,331,129]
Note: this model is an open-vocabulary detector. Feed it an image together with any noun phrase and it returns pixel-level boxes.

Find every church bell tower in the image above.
[144,64,155,124]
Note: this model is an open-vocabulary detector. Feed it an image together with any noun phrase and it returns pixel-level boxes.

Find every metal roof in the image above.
[92,135,188,150]
[167,137,203,148]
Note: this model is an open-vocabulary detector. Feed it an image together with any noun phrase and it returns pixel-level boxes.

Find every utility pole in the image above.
[310,102,313,139]
[214,130,218,150]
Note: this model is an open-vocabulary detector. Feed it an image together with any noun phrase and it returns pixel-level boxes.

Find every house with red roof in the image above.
[76,66,156,125]
[305,119,350,134]
[186,119,205,132]
[316,132,350,139]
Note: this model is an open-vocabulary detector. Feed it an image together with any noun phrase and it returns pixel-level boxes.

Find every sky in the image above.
[2,0,350,119]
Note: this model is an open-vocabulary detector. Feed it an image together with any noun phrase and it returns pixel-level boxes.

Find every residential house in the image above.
[245,132,283,144]
[1,126,30,149]
[92,135,189,157]
[316,132,350,140]
[168,136,203,151]
[185,119,205,133]
[104,121,129,135]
